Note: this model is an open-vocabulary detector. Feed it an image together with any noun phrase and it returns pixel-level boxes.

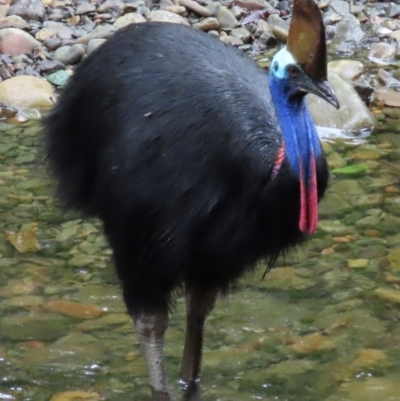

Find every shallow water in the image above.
[0,111,400,401]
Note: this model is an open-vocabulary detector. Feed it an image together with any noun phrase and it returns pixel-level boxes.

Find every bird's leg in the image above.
[133,310,171,401]
[180,286,218,401]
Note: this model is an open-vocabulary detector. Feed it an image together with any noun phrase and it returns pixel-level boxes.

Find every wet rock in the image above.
[328,60,364,81]
[330,0,349,16]
[340,377,400,401]
[6,224,41,252]
[114,12,145,28]
[75,2,96,15]
[76,24,113,44]
[6,294,44,307]
[348,258,368,268]
[76,313,130,331]
[87,38,106,54]
[50,392,100,401]
[21,332,107,373]
[0,75,54,110]
[0,313,71,341]
[333,14,366,43]
[147,9,189,25]
[290,332,335,354]
[7,0,45,21]
[387,248,400,272]
[319,193,352,217]
[53,44,85,65]
[262,266,313,290]
[265,359,316,377]
[369,42,397,62]
[216,6,237,29]
[44,299,105,319]
[387,2,400,19]
[374,287,400,304]
[268,13,289,42]
[327,151,346,168]
[330,179,363,194]
[307,72,375,132]
[193,17,219,31]
[337,349,390,381]
[0,15,29,29]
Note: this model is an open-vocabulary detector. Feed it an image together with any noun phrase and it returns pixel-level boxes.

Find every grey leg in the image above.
[180,287,218,401]
[133,311,171,401]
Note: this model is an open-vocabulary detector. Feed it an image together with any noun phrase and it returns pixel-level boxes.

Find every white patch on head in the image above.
[270,46,296,79]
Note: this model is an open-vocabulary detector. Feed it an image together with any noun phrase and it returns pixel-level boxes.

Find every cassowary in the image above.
[45,0,339,399]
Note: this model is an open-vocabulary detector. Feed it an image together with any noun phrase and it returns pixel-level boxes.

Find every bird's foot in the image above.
[180,379,204,401]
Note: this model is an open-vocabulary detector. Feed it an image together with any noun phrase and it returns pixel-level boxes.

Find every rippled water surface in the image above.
[1,110,400,401]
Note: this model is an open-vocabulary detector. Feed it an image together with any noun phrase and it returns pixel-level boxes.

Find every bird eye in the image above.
[287,66,298,77]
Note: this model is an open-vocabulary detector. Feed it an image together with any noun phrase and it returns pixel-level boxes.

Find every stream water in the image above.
[0,110,400,401]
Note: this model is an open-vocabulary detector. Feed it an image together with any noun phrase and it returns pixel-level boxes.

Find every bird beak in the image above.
[300,77,340,109]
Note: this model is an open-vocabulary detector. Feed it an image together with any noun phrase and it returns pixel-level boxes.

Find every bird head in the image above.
[270,0,339,109]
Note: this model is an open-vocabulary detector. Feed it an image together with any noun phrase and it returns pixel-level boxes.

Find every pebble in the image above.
[147,10,190,25]
[219,35,243,46]
[0,32,33,55]
[53,44,85,65]
[165,5,186,15]
[0,15,29,29]
[193,17,220,31]
[216,6,238,29]
[328,60,364,81]
[290,332,335,354]
[369,42,397,62]
[75,2,96,15]
[330,0,349,16]
[44,36,61,50]
[0,75,54,110]
[7,0,45,21]
[87,38,106,54]
[334,14,367,43]
[50,391,100,401]
[179,0,212,17]
[374,287,400,304]
[114,12,146,28]
[0,27,41,48]
[44,300,105,319]
[230,27,251,42]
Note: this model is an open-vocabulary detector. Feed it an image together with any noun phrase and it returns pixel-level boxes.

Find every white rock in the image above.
[307,72,375,133]
[114,12,146,29]
[147,10,190,25]
[0,76,54,110]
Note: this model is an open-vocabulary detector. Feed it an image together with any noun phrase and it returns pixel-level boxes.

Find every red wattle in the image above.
[298,154,318,235]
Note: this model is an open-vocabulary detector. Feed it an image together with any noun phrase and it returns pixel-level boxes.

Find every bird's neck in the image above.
[269,77,322,235]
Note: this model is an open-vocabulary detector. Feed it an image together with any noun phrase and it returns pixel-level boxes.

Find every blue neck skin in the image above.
[269,75,321,182]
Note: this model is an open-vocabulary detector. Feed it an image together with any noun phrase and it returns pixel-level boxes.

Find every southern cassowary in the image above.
[45,0,339,399]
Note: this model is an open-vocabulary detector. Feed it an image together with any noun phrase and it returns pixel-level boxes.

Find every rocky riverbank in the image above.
[0,0,399,134]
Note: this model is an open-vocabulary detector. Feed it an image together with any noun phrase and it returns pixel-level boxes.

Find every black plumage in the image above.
[45,22,329,401]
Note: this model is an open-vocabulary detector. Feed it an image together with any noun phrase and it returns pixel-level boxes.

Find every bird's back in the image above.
[45,22,318,303]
